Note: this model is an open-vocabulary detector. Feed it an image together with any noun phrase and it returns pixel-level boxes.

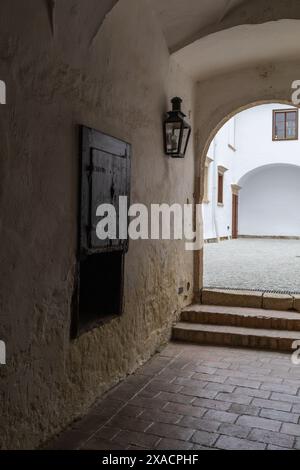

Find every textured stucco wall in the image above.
[0,0,195,449]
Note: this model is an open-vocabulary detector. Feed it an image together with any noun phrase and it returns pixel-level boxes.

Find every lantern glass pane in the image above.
[166,122,181,153]
[180,126,190,154]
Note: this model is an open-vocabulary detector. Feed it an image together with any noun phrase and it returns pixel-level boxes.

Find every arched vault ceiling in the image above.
[173,20,300,81]
[150,0,300,53]
[151,0,246,52]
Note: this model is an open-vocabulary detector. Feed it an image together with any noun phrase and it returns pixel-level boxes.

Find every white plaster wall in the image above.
[239,165,300,236]
[234,103,300,182]
[203,119,237,239]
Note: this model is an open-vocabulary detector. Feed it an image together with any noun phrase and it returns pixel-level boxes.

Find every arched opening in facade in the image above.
[201,102,300,293]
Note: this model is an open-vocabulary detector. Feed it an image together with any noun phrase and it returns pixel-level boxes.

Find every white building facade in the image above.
[203,103,300,241]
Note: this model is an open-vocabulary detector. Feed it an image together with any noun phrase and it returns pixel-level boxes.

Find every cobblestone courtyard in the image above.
[48,343,300,450]
[204,239,300,293]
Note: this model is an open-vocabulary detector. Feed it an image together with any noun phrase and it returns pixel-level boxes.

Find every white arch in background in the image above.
[237,163,300,238]
[238,162,300,187]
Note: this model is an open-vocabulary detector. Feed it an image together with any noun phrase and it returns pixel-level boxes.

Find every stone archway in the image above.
[192,60,300,297]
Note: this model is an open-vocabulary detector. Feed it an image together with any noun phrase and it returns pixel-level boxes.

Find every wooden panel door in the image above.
[232,194,239,239]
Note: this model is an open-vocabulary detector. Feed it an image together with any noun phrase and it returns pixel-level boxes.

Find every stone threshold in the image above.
[238,235,300,240]
[173,322,300,352]
[204,236,231,244]
[182,304,300,331]
[201,288,300,312]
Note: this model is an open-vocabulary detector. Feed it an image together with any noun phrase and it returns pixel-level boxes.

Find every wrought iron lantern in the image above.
[163,97,191,158]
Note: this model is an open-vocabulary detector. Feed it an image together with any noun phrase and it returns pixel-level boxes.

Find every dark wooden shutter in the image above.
[218,173,224,204]
[80,126,131,256]
[232,194,239,239]
[71,126,131,338]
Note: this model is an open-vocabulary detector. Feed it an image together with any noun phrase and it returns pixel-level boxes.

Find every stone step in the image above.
[202,288,300,311]
[181,304,300,331]
[172,322,300,352]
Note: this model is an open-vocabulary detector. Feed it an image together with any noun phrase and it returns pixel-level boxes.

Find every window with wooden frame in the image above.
[217,166,228,206]
[218,173,224,205]
[273,109,298,141]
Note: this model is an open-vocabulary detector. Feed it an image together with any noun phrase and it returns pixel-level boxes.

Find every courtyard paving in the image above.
[47,342,300,450]
[204,238,300,293]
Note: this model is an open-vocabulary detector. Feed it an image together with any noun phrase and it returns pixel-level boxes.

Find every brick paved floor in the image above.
[47,343,300,450]
[204,239,300,292]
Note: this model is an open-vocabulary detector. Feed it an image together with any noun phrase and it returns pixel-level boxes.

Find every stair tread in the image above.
[183,304,300,321]
[174,322,300,339]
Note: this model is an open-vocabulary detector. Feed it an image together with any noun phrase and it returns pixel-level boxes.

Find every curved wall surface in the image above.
[239,165,300,237]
